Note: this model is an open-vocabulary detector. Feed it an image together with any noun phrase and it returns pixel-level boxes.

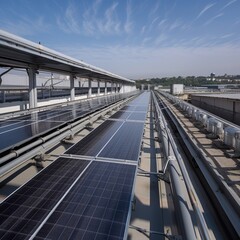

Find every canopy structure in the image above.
[0,30,135,108]
[0,30,134,83]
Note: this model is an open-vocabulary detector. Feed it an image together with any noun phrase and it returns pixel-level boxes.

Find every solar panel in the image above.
[0,158,90,239]
[0,120,66,152]
[65,120,123,157]
[98,121,145,161]
[34,161,136,240]
[109,111,132,120]
[0,93,122,153]
[127,112,147,121]
[0,120,33,133]
[0,92,150,239]
[120,105,136,111]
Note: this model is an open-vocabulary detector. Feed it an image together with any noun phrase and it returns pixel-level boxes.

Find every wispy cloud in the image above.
[154,33,168,46]
[0,14,47,37]
[149,2,160,17]
[124,0,133,33]
[57,3,81,34]
[158,19,167,28]
[204,13,224,25]
[220,0,237,11]
[169,19,182,31]
[197,3,216,19]
[57,0,132,36]
[97,2,121,34]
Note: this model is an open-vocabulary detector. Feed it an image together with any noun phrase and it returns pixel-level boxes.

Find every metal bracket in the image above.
[129,225,182,240]
[159,155,175,174]
[137,168,170,183]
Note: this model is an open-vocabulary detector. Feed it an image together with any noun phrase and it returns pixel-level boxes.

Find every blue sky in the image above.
[0,0,240,79]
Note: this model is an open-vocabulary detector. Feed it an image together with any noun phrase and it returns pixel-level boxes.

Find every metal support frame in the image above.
[0,67,13,86]
[27,67,38,108]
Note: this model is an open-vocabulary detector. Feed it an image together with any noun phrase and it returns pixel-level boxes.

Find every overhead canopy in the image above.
[0,30,135,84]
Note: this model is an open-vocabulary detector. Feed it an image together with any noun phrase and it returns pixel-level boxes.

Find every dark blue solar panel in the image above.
[127,112,147,121]
[109,111,132,120]
[35,161,136,240]
[0,158,90,239]
[66,120,123,156]
[98,121,144,161]
[0,120,65,152]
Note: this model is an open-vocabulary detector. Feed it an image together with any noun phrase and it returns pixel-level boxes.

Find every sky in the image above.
[0,0,240,79]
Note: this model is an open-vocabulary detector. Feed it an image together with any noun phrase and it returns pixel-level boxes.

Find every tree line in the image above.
[135,75,240,88]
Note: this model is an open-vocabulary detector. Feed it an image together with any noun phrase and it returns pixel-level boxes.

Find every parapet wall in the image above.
[191,95,240,125]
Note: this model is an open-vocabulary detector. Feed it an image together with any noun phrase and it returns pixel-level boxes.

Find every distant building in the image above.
[170,84,184,95]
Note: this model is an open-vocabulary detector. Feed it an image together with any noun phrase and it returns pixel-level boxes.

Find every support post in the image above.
[97,80,100,96]
[28,68,38,109]
[70,74,75,101]
[104,81,107,95]
[111,81,114,94]
[88,78,92,98]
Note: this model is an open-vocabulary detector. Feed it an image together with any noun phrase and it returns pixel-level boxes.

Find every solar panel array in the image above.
[0,92,150,240]
[0,94,126,155]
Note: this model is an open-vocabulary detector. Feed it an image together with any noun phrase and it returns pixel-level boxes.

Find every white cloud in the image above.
[197,3,216,19]
[124,0,133,33]
[0,15,47,37]
[57,1,131,36]
[204,13,224,25]
[220,0,237,11]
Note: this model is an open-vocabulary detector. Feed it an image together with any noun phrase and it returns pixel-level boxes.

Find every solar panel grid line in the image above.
[28,159,93,240]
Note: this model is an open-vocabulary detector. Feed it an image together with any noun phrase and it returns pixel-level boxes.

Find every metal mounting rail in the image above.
[152,91,210,240]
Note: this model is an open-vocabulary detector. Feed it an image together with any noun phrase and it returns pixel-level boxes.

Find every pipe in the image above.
[153,91,211,240]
